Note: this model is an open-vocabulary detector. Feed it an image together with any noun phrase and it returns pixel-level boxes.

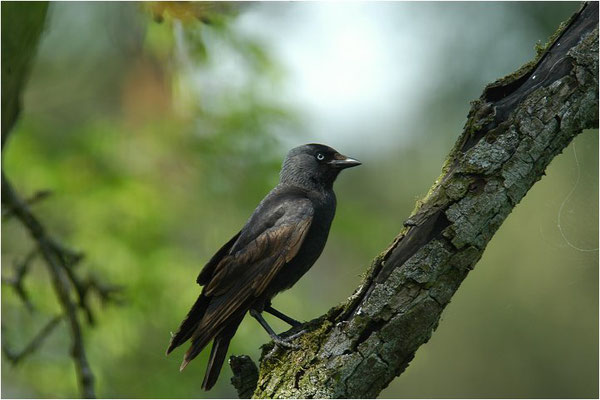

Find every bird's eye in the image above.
[316,153,325,161]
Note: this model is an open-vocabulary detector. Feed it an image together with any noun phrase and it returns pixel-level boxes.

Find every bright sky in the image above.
[230,2,547,154]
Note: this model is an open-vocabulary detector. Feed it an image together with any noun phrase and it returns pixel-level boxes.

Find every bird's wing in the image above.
[191,197,313,341]
[167,232,242,355]
[196,230,242,286]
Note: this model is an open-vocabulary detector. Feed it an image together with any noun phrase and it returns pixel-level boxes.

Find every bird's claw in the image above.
[263,345,280,361]
[271,336,301,350]
[284,329,307,341]
[263,330,307,361]
[270,329,306,350]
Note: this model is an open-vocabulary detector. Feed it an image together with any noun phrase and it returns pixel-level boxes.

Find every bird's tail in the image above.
[167,295,245,390]
[166,294,210,355]
[200,314,244,391]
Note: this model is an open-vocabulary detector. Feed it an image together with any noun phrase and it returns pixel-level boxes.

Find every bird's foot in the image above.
[270,329,307,350]
[263,345,280,361]
[283,329,307,341]
[270,334,301,350]
[263,330,307,361]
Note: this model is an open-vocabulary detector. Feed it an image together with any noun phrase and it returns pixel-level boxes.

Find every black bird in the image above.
[166,143,361,390]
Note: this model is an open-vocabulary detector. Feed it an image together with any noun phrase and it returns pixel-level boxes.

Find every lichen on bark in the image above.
[230,3,599,398]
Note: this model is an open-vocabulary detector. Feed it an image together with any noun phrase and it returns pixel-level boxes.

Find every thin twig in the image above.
[1,173,96,398]
[64,269,123,325]
[85,274,124,307]
[1,249,38,311]
[2,189,52,220]
[2,315,63,365]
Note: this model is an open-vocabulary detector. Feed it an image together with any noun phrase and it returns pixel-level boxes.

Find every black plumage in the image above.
[166,143,361,390]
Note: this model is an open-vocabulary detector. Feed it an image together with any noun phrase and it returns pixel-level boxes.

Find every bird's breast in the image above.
[263,195,336,299]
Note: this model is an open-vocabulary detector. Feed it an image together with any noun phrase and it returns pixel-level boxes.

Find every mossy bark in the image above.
[230,3,599,398]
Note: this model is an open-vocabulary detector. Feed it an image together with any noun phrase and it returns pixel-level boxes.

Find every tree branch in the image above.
[2,315,63,365]
[1,249,38,311]
[1,174,96,398]
[2,189,52,220]
[1,3,125,397]
[232,3,599,398]
[230,355,260,399]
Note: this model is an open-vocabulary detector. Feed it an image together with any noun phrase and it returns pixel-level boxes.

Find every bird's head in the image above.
[279,143,361,190]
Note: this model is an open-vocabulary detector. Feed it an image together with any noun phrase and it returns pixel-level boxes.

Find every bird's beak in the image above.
[328,153,362,169]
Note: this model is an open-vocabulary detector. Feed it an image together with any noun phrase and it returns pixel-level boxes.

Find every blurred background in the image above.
[1,2,597,398]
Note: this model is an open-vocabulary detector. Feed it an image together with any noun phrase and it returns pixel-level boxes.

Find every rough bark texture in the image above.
[230,4,599,398]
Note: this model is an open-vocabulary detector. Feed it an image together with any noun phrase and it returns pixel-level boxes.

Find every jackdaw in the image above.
[166,143,361,390]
